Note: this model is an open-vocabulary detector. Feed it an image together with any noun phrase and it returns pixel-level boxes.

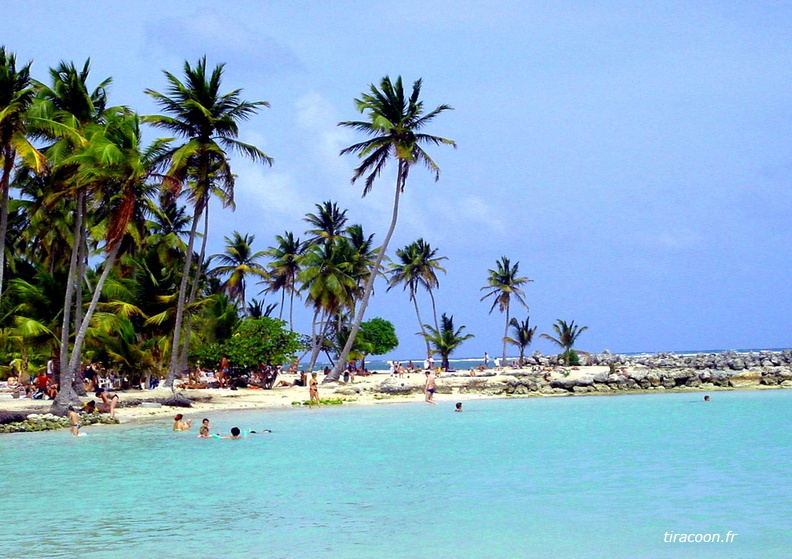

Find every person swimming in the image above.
[173,414,192,431]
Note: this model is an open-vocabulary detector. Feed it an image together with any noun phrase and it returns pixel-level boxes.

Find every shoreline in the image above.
[2,363,791,432]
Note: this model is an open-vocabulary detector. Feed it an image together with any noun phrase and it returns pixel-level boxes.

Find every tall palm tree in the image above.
[540,319,589,365]
[263,231,303,330]
[35,58,110,397]
[388,238,447,357]
[504,316,537,367]
[303,200,348,247]
[331,75,455,381]
[423,313,474,370]
[0,47,46,303]
[209,231,268,310]
[144,56,272,385]
[52,108,168,410]
[481,256,532,367]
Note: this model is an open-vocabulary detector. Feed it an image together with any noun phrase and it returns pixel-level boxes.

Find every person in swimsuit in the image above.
[309,372,321,408]
[95,388,119,419]
[198,426,210,438]
[173,414,192,431]
[218,427,245,439]
[67,406,81,436]
[425,370,437,404]
[455,402,463,412]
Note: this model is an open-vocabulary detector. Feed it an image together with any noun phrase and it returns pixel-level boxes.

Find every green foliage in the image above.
[566,350,580,366]
[358,317,398,356]
[190,317,303,373]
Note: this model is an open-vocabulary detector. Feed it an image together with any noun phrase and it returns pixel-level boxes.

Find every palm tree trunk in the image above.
[0,148,14,303]
[411,292,431,358]
[177,202,210,376]
[52,242,121,413]
[55,191,85,407]
[166,204,202,387]
[289,289,295,331]
[502,305,510,367]
[307,308,323,372]
[327,163,405,383]
[427,288,440,331]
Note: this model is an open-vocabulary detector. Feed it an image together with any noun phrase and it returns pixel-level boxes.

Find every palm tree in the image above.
[423,313,474,370]
[144,56,272,386]
[35,59,110,397]
[540,319,589,365]
[263,231,304,329]
[388,238,447,356]
[303,200,348,247]
[53,108,168,410]
[481,256,532,367]
[331,76,455,381]
[298,240,357,371]
[0,47,46,303]
[343,223,379,314]
[504,316,537,368]
[209,231,268,311]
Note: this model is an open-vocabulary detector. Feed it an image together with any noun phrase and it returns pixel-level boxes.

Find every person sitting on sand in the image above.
[81,400,97,414]
[95,388,119,419]
[173,414,192,431]
[67,405,81,436]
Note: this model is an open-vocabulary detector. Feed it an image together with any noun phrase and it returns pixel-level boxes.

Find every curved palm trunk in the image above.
[52,242,121,413]
[0,149,14,303]
[327,164,405,383]
[306,308,324,372]
[166,204,202,387]
[411,292,431,358]
[427,288,440,331]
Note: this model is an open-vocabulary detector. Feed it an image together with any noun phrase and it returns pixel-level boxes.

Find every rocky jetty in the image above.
[0,411,119,434]
[362,350,792,399]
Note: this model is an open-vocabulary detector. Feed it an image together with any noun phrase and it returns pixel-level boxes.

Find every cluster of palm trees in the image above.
[0,49,272,410]
[1,45,590,409]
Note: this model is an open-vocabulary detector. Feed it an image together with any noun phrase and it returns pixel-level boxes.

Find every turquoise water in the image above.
[1,390,790,558]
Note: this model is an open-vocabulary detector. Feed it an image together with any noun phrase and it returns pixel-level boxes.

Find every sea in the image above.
[1,388,790,558]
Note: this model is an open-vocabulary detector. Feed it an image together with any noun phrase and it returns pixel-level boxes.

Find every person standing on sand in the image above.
[219,355,230,388]
[309,372,321,408]
[484,352,489,367]
[425,370,437,404]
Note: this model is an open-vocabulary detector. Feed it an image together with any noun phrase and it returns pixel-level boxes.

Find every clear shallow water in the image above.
[1,390,790,558]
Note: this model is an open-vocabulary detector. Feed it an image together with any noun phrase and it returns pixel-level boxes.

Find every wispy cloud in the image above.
[144,10,302,76]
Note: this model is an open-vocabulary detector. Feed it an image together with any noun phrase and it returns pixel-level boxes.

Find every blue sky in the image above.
[3,0,792,359]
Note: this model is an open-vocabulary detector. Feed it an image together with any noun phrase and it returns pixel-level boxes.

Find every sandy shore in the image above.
[1,364,776,427]
[0,367,578,422]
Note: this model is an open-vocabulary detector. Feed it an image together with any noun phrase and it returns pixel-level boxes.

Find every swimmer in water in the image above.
[67,406,81,436]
